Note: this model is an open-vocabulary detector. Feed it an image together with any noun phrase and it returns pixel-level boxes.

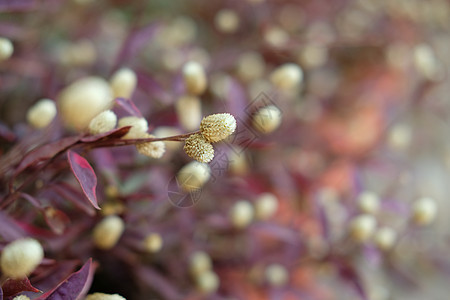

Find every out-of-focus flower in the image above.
[0,37,13,61]
[85,293,126,300]
[349,214,377,242]
[143,233,163,253]
[252,105,282,134]
[176,95,202,131]
[12,296,31,300]
[374,227,397,251]
[110,68,137,99]
[264,263,289,287]
[182,61,207,96]
[93,215,125,250]
[254,193,278,220]
[177,162,211,192]
[88,110,117,135]
[0,238,44,279]
[270,63,303,91]
[189,251,212,276]
[229,200,254,229]
[214,9,240,33]
[195,270,220,294]
[26,99,57,129]
[357,191,380,215]
[412,197,437,226]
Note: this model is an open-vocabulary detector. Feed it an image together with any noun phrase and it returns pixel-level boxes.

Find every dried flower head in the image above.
[195,270,220,294]
[118,116,148,139]
[270,63,303,90]
[189,251,212,276]
[143,233,163,253]
[349,214,376,242]
[0,238,44,279]
[88,110,117,135]
[177,162,211,193]
[13,296,31,300]
[264,263,289,287]
[412,197,437,226]
[0,37,13,61]
[26,99,57,129]
[110,68,137,99]
[85,293,126,300]
[374,227,397,251]
[200,113,236,143]
[184,133,214,163]
[136,134,166,159]
[254,193,278,220]
[58,76,113,131]
[252,105,282,134]
[182,61,207,95]
[229,200,254,229]
[175,95,202,131]
[357,191,380,215]
[93,215,125,250]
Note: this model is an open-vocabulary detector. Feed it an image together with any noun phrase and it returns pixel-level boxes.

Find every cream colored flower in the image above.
[26,99,57,129]
[270,63,303,90]
[13,296,31,300]
[182,61,207,95]
[88,110,117,135]
[1,238,44,279]
[136,134,165,159]
[175,95,202,131]
[200,113,236,143]
[252,105,281,134]
[412,197,437,226]
[118,116,148,139]
[85,293,126,300]
[349,214,376,243]
[143,233,163,253]
[0,37,13,61]
[110,68,137,99]
[189,251,212,276]
[177,162,211,192]
[184,133,214,163]
[93,215,125,250]
[229,200,254,229]
[195,271,220,294]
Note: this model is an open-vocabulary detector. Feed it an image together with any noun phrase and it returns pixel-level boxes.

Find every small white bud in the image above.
[413,44,440,80]
[175,95,202,131]
[374,227,397,251]
[200,113,237,143]
[93,215,125,250]
[118,116,148,139]
[264,26,289,48]
[1,238,44,279]
[236,52,265,82]
[85,293,126,300]
[13,296,31,300]
[182,61,207,96]
[227,147,248,175]
[183,133,214,163]
[136,134,166,159]
[264,264,289,287]
[252,105,282,134]
[189,251,212,276]
[298,44,328,69]
[88,110,117,135]
[143,233,163,253]
[412,197,437,226]
[349,214,376,242]
[110,68,137,99]
[214,9,240,33]
[357,191,380,215]
[195,270,220,294]
[254,193,278,220]
[26,99,57,129]
[177,162,211,193]
[270,63,303,91]
[58,76,113,131]
[229,200,254,229]
[0,37,13,61]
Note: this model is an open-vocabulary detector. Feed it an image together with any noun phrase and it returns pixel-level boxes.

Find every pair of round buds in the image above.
[184,113,236,163]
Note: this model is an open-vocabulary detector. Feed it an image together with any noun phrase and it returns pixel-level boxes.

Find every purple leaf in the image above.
[0,286,3,300]
[50,183,96,216]
[35,259,95,300]
[114,98,142,117]
[2,277,41,298]
[67,151,99,210]
[225,78,248,120]
[80,126,131,143]
[0,0,37,12]
[43,207,71,235]
[0,211,26,241]
[335,260,368,300]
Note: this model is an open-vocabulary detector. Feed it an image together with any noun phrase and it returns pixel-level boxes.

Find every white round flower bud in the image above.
[254,193,278,220]
[374,227,397,251]
[200,113,237,143]
[93,215,125,250]
[189,251,212,276]
[88,110,117,135]
[175,95,202,131]
[236,52,265,82]
[1,238,44,279]
[387,123,412,151]
[0,37,13,61]
[110,68,137,99]
[143,233,163,253]
[270,63,303,91]
[136,134,166,159]
[264,26,289,48]
[349,214,376,242]
[177,162,211,193]
[13,296,31,300]
[214,9,240,33]
[182,61,207,96]
[412,197,437,226]
[413,44,440,80]
[195,270,220,294]
[264,264,289,287]
[184,133,214,163]
[118,116,148,139]
[252,105,282,134]
[229,200,254,229]
[85,293,126,300]
[357,191,380,215]
[58,76,113,131]
[26,99,57,129]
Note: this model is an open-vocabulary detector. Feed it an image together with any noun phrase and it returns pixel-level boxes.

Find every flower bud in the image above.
[214,9,240,33]
[357,191,380,215]
[236,52,265,82]
[110,68,137,99]
[349,214,376,242]
[0,37,13,61]
[58,76,113,131]
[254,193,278,220]
[93,215,125,250]
[13,296,31,300]
[229,200,254,229]
[413,44,440,80]
[175,95,202,131]
[88,110,117,135]
[264,26,289,48]
[26,99,57,129]
[85,293,126,300]
[143,233,163,253]
[182,61,207,95]
[374,227,397,251]
[58,39,96,67]
[200,113,236,143]
[189,251,212,276]
[195,270,220,294]
[412,197,437,226]
[270,63,303,90]
[184,133,214,163]
[264,264,289,287]
[136,134,165,159]
[252,105,281,134]
[1,238,44,279]
[118,116,148,139]
[177,162,211,193]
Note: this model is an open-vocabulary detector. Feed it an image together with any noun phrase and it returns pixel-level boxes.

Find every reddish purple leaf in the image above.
[35,259,95,300]
[0,286,3,300]
[67,151,99,210]
[50,183,96,216]
[226,78,248,120]
[2,277,41,298]
[335,259,368,300]
[80,126,131,143]
[115,98,142,117]
[0,211,26,241]
[0,0,37,12]
[43,207,70,235]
